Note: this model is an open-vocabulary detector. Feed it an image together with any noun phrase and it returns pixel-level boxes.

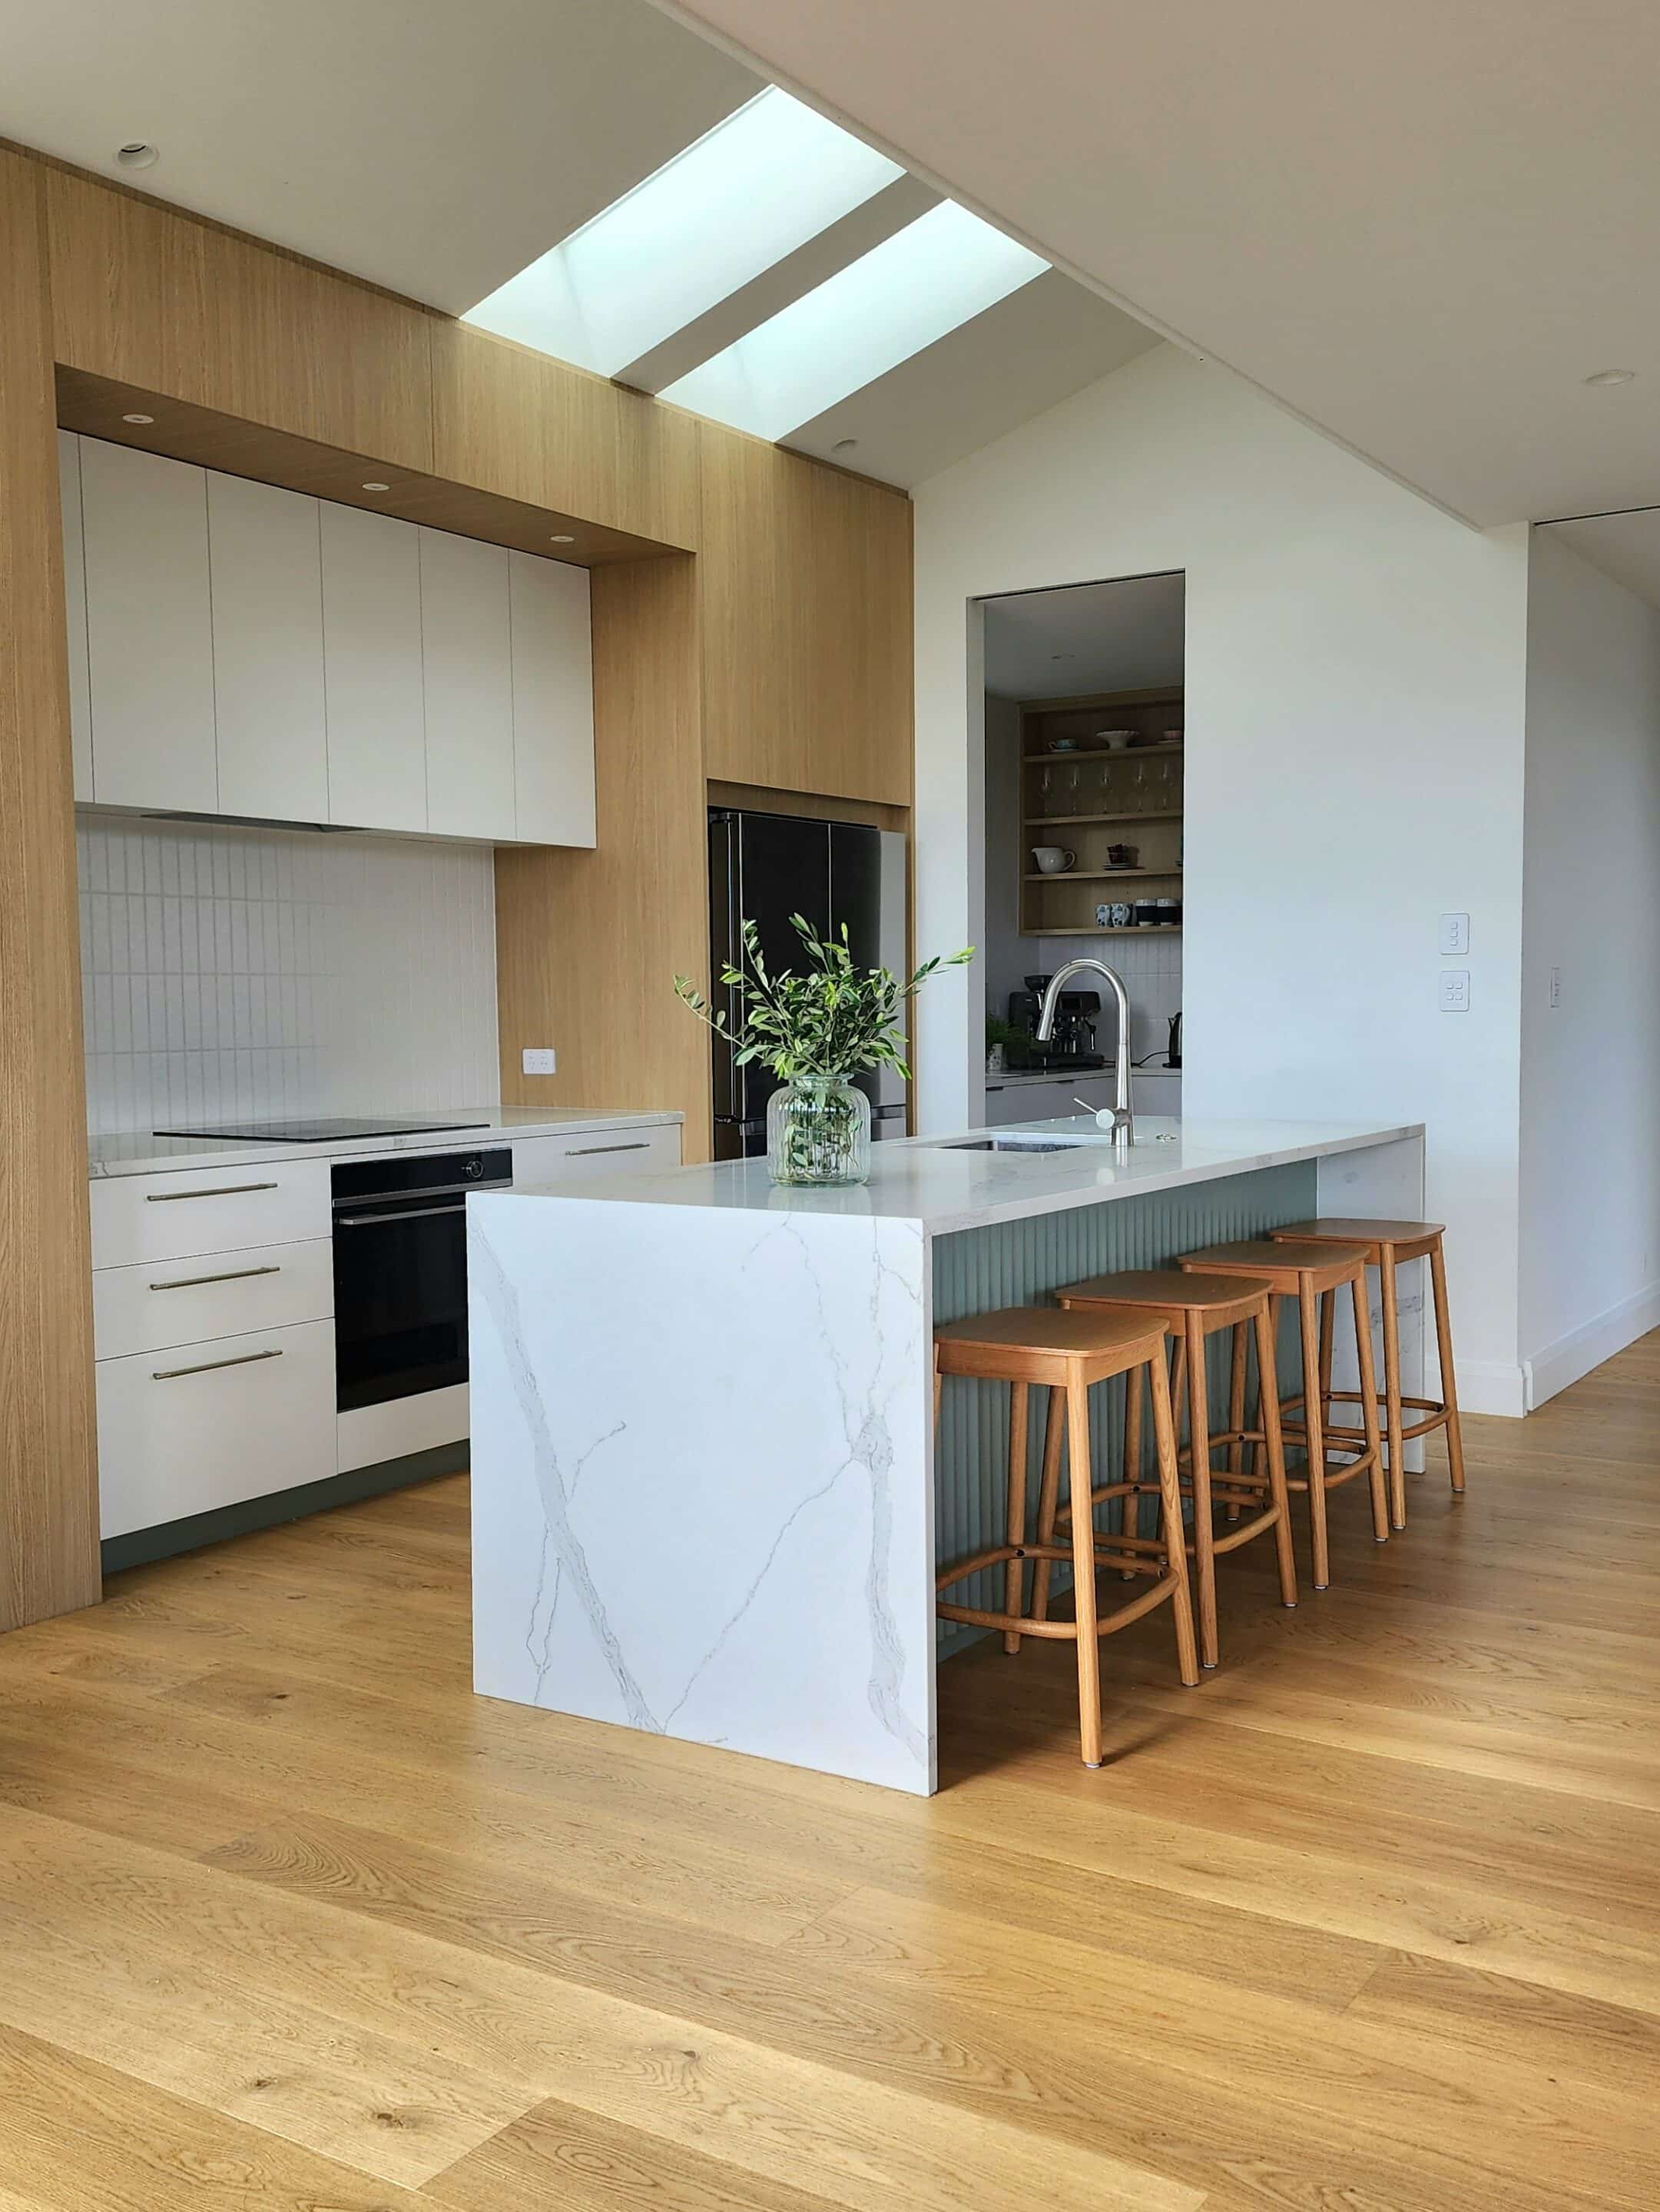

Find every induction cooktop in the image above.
[152,1116,491,1143]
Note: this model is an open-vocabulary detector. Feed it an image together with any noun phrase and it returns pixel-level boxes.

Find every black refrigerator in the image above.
[708,807,910,1161]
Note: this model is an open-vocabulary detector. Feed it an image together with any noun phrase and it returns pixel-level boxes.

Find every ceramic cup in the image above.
[1108,900,1134,926]
[1030,846,1075,875]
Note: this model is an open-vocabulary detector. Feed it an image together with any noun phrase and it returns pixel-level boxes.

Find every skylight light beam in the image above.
[461,88,902,378]
[659,201,1048,442]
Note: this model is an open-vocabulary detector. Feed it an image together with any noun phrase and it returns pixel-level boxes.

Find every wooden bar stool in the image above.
[1176,1240,1387,1591]
[1267,1218,1466,1530]
[1050,1271,1297,1670]
[933,1306,1201,1768]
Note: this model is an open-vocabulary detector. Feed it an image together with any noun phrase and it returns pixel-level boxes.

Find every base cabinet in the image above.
[95,1316,336,1540]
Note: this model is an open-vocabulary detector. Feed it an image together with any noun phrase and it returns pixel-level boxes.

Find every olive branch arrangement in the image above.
[674,914,973,1081]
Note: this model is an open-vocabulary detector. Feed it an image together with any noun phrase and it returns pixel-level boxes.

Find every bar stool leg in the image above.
[1148,1353,1201,1687]
[1378,1245,1407,1530]
[1122,1356,1143,1575]
[1350,1265,1389,1542]
[1031,1385,1065,1623]
[1255,1300,1297,1608]
[1224,1323,1247,1522]
[1003,1382,1031,1654]
[1297,1274,1332,1590]
[1317,1289,1336,1426]
[1430,1237,1467,1494]
[1065,1369,1104,1767]
[1185,1310,1219,1670]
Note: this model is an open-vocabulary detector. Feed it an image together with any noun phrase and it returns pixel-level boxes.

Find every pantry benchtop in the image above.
[467,1114,1426,1795]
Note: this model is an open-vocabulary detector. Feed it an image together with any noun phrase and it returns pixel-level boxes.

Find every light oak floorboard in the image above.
[0,1341,1658,2205]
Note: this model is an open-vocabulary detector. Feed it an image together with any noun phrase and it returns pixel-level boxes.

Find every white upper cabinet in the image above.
[320,502,426,833]
[57,432,94,802]
[80,439,217,813]
[208,473,328,823]
[510,551,596,848]
[420,528,516,843]
[65,439,596,846]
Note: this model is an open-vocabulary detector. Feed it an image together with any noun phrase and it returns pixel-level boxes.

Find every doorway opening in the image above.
[979,572,1185,1127]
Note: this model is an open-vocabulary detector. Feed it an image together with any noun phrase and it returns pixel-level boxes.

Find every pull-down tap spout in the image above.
[1035,959,1134,1151]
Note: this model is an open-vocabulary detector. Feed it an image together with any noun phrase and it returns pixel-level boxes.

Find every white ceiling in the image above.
[983,573,1185,700]
[1539,509,1660,612]
[0,0,1158,489]
[660,0,1660,527]
[0,0,761,311]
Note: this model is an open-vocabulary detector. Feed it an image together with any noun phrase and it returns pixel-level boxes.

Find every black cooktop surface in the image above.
[152,1116,492,1144]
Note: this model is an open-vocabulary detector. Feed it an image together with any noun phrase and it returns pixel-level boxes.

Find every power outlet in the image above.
[1438,970,1470,1012]
[1437,912,1470,955]
[522,1046,556,1076]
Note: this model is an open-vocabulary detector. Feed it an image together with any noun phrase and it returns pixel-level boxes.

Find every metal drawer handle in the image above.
[146,1181,280,1202]
[148,1264,282,1292]
[568,1141,650,1157]
[336,1201,466,1227]
[151,1348,284,1382]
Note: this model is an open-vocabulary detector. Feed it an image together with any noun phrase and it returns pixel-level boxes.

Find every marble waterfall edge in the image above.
[467,1192,935,1793]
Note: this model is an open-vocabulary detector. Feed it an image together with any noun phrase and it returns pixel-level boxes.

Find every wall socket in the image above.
[522,1047,556,1076]
[1438,970,1470,1012]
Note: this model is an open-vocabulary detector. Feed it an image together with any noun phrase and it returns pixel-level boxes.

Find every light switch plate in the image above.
[1438,970,1470,1012]
[1549,966,1562,1008]
[522,1047,556,1075]
[1438,912,1470,955]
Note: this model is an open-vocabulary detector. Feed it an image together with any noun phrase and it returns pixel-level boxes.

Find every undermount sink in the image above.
[931,1133,1099,1153]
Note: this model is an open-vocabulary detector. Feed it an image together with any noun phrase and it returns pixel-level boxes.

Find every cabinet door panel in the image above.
[57,431,94,801]
[209,473,328,821]
[80,439,217,811]
[419,527,514,842]
[509,551,595,846]
[321,502,426,832]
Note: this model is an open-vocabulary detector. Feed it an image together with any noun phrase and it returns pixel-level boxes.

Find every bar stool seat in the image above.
[1176,1238,1387,1590]
[1052,1270,1297,1670]
[1267,1218,1466,1527]
[934,1304,1200,1767]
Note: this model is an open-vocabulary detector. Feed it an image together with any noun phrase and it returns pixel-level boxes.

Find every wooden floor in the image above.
[3,1341,1660,2211]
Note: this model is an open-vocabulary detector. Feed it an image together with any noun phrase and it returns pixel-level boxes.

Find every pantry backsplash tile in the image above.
[78,815,499,1135]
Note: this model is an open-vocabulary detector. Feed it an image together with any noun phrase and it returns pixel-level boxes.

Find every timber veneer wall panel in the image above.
[0,149,99,1628]
[698,423,913,807]
[495,556,712,1160]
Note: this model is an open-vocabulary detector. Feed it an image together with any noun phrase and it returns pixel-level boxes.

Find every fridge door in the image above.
[829,823,911,1137]
[709,810,833,1135]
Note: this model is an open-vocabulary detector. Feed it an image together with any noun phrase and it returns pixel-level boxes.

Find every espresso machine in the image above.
[1008,975,1106,1071]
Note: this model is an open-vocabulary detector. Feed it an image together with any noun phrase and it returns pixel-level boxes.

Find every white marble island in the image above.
[467,1115,1424,1794]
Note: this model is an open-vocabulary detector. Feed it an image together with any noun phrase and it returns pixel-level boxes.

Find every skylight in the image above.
[462,88,902,378]
[658,201,1048,439]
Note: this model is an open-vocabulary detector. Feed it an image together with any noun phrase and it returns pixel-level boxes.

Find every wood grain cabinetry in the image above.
[1021,689,1185,939]
[698,426,913,806]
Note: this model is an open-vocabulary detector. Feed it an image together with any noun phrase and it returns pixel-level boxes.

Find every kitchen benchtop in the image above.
[485,1114,1422,1237]
[87,1105,684,1179]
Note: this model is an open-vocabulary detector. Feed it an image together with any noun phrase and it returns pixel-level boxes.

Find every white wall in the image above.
[914,346,1532,1412]
[79,814,499,1134]
[1519,530,1660,1403]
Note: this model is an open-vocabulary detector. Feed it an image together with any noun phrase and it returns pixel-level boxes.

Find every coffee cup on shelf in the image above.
[1030,846,1075,875]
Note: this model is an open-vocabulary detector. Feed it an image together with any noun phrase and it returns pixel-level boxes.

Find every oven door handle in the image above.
[335,1201,469,1227]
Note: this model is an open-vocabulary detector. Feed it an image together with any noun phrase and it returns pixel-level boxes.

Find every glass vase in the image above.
[766,1077,871,1187]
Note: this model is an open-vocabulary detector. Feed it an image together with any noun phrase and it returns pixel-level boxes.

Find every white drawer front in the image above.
[92,1237,334,1361]
[96,1316,336,1540]
[510,1124,681,1188]
[91,1160,331,1270]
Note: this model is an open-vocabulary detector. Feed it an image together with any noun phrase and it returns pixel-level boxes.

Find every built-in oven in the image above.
[332,1147,512,1416]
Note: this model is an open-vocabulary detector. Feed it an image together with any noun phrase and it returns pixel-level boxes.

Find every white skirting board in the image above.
[1523,1281,1660,1411]
[337,1383,469,1473]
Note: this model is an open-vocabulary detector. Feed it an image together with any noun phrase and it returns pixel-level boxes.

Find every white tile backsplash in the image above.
[78,814,500,1135]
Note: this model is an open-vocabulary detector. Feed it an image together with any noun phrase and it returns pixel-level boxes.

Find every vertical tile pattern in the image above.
[1032,929,1183,1064]
[930,1161,1316,1654]
[78,815,499,1134]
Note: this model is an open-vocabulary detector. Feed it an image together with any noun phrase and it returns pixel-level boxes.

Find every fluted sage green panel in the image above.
[931,1161,1317,1656]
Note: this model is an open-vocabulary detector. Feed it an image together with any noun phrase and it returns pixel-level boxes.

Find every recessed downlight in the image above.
[360,481,390,492]
[548,532,575,544]
[1584,368,1635,386]
[832,436,859,454]
[115,142,158,170]
[121,412,155,426]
